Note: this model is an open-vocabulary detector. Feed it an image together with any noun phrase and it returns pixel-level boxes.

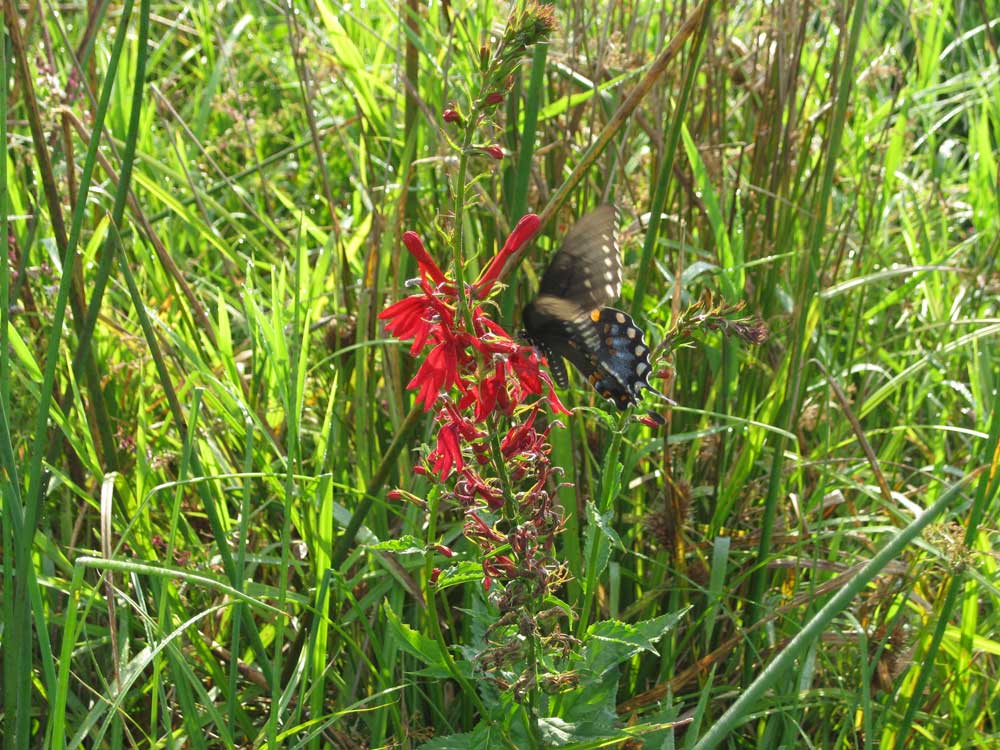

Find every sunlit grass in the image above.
[3,0,999,747]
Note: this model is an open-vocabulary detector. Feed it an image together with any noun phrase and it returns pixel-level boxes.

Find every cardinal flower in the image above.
[380,215,566,436]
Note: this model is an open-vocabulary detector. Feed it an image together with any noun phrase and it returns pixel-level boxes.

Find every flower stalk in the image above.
[379,2,572,733]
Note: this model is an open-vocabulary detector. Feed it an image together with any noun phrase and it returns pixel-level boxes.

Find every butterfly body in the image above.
[522,206,659,410]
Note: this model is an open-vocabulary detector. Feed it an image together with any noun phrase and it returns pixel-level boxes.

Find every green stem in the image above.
[576,428,623,637]
[451,122,479,331]
[423,492,490,719]
[521,625,543,749]
[489,425,517,514]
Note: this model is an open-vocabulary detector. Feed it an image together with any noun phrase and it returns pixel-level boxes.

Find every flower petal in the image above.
[402,231,448,286]
[472,214,541,298]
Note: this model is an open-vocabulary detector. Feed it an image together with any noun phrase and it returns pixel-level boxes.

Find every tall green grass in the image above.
[3,0,999,747]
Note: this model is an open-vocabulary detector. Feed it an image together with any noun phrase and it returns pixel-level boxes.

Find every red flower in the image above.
[380,294,443,355]
[431,422,463,480]
[402,231,448,286]
[472,363,508,421]
[473,214,540,298]
[381,220,547,415]
[465,512,506,544]
[458,470,505,510]
[381,217,569,483]
[407,339,463,410]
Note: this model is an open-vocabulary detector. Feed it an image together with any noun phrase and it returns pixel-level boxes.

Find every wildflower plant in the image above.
[379,4,706,745]
[379,1,599,739]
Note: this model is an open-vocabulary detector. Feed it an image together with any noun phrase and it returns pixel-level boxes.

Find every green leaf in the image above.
[7,322,42,382]
[367,535,427,554]
[383,604,452,678]
[435,561,487,590]
[583,612,686,678]
[418,721,505,750]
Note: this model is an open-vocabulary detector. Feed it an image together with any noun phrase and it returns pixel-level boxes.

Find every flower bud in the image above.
[485,145,504,160]
[483,92,504,106]
[443,108,463,125]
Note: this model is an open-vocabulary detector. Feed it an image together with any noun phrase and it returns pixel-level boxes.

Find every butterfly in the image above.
[522,205,664,411]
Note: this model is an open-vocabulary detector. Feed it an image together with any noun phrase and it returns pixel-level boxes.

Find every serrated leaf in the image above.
[435,561,486,590]
[418,721,504,750]
[583,611,686,678]
[367,536,426,554]
[538,716,624,744]
[383,604,451,677]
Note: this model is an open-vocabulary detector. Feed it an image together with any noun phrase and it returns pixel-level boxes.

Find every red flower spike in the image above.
[473,214,541,298]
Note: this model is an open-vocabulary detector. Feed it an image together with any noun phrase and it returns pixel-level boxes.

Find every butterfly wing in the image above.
[585,307,657,408]
[523,205,662,411]
[522,295,600,388]
[537,205,622,308]
[523,298,658,408]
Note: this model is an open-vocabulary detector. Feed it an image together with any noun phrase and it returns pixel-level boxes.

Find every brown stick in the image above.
[487,0,711,286]
[537,0,711,230]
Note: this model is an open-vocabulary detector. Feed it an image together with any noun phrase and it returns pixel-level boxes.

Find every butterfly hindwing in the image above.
[522,206,661,412]
[584,307,655,408]
[521,295,597,388]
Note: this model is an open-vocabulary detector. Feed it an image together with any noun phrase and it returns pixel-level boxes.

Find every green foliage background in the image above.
[2,0,999,747]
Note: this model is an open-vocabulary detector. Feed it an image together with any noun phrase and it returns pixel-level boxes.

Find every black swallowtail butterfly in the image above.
[523,205,662,411]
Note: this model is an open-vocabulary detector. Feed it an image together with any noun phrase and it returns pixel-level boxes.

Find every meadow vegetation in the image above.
[3,0,1000,747]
